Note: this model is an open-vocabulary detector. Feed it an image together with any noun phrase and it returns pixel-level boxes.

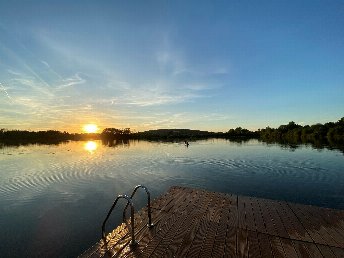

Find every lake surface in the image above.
[1,139,343,257]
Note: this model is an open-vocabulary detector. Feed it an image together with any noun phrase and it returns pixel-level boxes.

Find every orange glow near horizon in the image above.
[82,124,99,133]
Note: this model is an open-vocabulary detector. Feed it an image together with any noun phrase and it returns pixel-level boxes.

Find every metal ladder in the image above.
[101,185,154,247]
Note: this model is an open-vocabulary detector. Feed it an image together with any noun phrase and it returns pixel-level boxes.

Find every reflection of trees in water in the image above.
[259,139,344,155]
[226,137,344,154]
[225,137,251,145]
[101,139,130,148]
[0,140,63,148]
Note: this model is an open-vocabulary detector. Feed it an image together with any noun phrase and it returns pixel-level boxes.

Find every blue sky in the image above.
[0,1,343,132]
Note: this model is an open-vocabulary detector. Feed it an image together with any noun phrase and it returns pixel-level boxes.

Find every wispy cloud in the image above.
[138,112,189,129]
[56,73,86,90]
[156,49,187,76]
[11,77,54,97]
[155,33,189,76]
[41,60,50,68]
[95,79,208,107]
[184,83,215,91]
[1,43,54,97]
[7,69,22,76]
[0,82,14,103]
[135,111,231,131]
[127,92,200,106]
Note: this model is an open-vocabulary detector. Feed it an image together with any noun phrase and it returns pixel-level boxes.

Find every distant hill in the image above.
[134,129,217,140]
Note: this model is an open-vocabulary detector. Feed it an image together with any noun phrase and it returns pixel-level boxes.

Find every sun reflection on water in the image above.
[84,141,98,153]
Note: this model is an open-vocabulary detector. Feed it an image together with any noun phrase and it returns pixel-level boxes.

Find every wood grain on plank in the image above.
[155,190,208,257]
[276,201,312,242]
[257,233,273,258]
[250,197,267,234]
[173,191,216,257]
[305,205,344,248]
[316,244,336,258]
[257,199,278,237]
[242,196,256,232]
[211,197,233,257]
[139,191,198,257]
[162,191,207,255]
[200,197,227,257]
[247,230,262,258]
[261,199,290,238]
[289,203,338,246]
[185,195,224,257]
[278,238,299,258]
[223,196,238,258]
[237,229,249,258]
[292,240,319,258]
[238,196,248,230]
[330,246,344,258]
[290,203,329,244]
[303,241,326,257]
[269,236,286,258]
[302,203,344,247]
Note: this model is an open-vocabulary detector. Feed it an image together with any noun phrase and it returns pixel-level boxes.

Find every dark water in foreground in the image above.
[0,139,343,257]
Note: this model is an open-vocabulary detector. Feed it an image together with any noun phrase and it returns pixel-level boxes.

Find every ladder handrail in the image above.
[123,185,154,228]
[101,194,138,246]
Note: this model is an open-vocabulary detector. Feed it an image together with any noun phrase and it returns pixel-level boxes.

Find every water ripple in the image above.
[0,141,342,204]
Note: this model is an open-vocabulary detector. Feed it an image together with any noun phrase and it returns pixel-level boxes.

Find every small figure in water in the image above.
[184,140,189,147]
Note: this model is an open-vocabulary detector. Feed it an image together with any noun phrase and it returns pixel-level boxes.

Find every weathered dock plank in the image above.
[79,186,344,258]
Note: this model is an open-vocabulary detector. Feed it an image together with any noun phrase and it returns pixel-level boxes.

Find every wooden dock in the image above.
[79,186,344,257]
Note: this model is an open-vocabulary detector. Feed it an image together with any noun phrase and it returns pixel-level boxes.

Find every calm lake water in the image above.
[1,139,344,257]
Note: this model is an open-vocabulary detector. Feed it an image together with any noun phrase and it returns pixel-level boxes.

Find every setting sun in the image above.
[83,124,99,133]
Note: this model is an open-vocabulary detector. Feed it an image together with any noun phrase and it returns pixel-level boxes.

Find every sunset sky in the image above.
[0,1,343,133]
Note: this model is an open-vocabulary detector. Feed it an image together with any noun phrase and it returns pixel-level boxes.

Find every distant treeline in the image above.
[0,129,99,145]
[258,117,344,145]
[100,128,257,141]
[1,117,343,147]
